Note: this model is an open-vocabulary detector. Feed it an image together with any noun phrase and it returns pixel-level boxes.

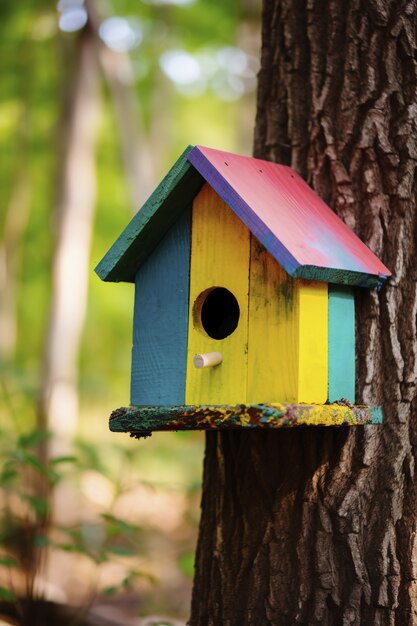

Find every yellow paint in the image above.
[115,403,375,435]
[185,183,250,404]
[247,239,298,402]
[247,240,328,403]
[298,279,328,402]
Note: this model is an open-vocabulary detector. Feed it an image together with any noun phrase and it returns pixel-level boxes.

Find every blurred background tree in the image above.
[0,0,261,623]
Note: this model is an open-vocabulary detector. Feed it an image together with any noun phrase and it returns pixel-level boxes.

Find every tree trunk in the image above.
[38,20,100,447]
[0,52,32,362]
[85,0,156,211]
[190,2,417,625]
[98,43,156,210]
[0,108,31,361]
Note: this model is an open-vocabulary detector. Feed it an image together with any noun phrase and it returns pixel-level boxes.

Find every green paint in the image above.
[293,265,387,289]
[95,145,204,283]
[279,274,295,314]
[328,285,356,402]
[109,402,383,438]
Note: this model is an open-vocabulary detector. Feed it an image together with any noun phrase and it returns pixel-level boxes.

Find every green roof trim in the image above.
[95,145,204,283]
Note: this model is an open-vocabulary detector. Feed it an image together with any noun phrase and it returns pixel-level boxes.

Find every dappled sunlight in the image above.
[81,471,116,508]
[99,17,143,53]
[45,548,101,604]
[116,485,187,533]
[57,0,88,33]
[160,46,259,100]
[160,50,204,87]
[143,0,196,5]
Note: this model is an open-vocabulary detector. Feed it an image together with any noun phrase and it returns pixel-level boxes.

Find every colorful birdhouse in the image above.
[96,146,391,437]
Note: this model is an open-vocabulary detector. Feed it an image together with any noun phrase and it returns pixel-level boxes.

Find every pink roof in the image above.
[188,145,391,286]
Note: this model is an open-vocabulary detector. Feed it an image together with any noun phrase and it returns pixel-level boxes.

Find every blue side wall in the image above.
[328,285,356,403]
[131,208,191,406]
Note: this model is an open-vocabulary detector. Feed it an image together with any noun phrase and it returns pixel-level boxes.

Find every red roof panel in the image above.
[188,145,391,285]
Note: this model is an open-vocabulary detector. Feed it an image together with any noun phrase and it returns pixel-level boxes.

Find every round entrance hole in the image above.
[198,287,240,340]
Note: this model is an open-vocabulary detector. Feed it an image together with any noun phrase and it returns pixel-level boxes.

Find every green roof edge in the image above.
[95,145,197,283]
[292,265,389,289]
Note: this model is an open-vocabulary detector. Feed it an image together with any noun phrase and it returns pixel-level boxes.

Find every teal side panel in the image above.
[372,406,383,424]
[131,208,191,406]
[328,285,355,403]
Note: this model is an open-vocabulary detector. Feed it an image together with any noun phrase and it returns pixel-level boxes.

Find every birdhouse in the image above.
[96,146,391,437]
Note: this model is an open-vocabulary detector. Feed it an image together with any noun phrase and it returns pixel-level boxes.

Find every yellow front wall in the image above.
[247,240,328,404]
[185,184,250,405]
[186,185,328,405]
[247,239,299,402]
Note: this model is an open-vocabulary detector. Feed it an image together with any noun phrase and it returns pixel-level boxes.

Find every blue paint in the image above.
[372,406,383,424]
[328,285,355,403]
[131,208,191,406]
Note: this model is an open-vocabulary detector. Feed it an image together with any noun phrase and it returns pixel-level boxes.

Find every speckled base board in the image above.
[109,403,383,438]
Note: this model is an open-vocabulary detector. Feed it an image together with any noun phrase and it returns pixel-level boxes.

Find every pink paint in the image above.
[189,146,391,280]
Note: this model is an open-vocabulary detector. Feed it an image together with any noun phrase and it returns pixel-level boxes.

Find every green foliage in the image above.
[0,425,154,618]
[178,551,195,578]
[0,586,17,602]
[0,414,203,620]
[0,557,18,568]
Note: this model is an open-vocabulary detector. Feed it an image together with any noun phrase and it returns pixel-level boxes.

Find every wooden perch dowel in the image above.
[193,352,223,368]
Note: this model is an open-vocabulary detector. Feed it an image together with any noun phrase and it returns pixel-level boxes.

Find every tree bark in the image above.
[190,2,417,625]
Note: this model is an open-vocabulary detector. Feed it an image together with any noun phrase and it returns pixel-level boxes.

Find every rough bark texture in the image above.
[190,1,417,625]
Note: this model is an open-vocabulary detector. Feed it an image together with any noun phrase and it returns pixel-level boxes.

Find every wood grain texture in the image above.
[328,285,355,403]
[109,403,382,436]
[247,238,298,402]
[185,184,250,405]
[248,239,328,403]
[131,208,191,406]
[95,145,203,283]
[188,145,391,287]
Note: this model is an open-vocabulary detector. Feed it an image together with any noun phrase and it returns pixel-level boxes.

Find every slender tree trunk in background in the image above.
[99,45,156,209]
[0,31,32,362]
[190,2,417,625]
[38,22,100,446]
[86,0,156,210]
[39,0,152,444]
[0,105,31,361]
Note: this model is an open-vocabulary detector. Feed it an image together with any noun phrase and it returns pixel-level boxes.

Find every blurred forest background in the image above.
[0,0,260,623]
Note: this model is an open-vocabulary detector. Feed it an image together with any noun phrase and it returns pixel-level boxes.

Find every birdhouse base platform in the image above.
[109,402,382,439]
